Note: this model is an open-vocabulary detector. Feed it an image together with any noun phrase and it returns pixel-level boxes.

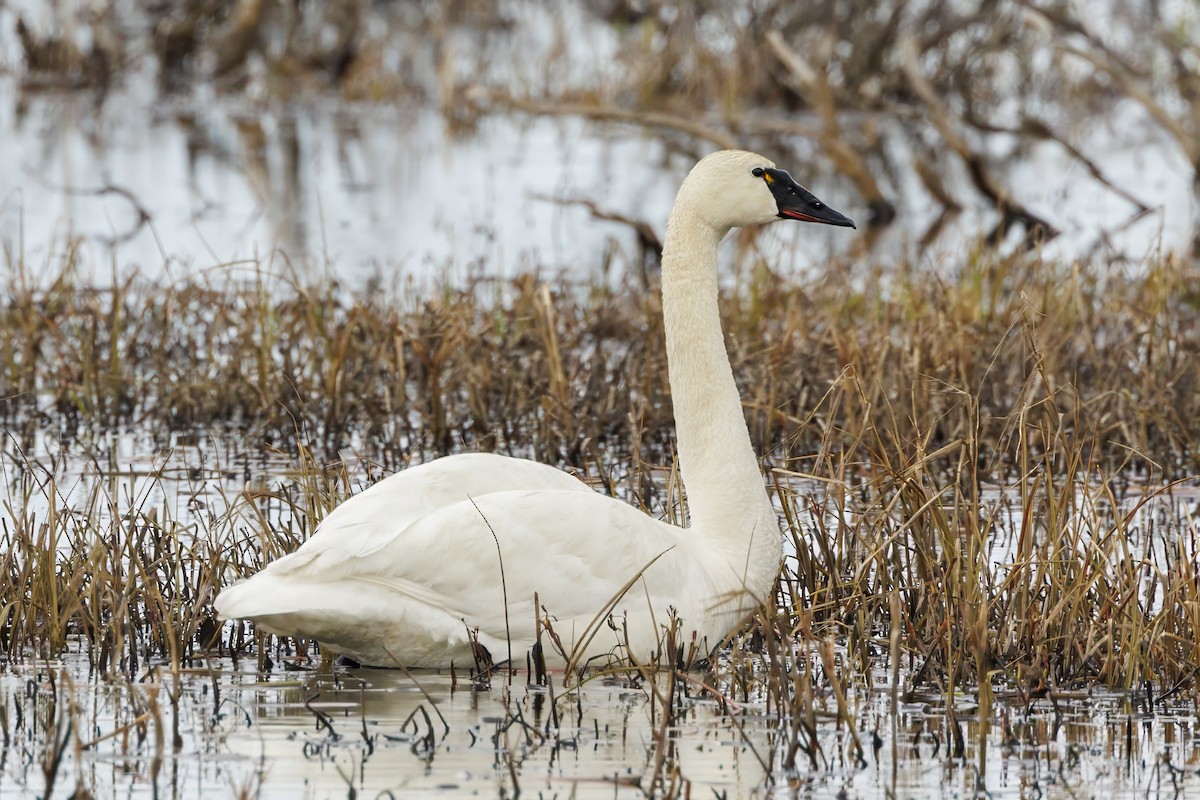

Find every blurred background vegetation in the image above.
[3,0,1197,261]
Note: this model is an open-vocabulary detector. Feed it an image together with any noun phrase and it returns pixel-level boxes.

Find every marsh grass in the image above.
[5,251,1200,475]
[2,248,1200,795]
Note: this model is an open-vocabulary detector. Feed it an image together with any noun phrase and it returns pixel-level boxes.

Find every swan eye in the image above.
[751,167,765,178]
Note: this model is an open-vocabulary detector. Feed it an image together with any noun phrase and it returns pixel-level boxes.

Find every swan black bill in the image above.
[764,168,856,229]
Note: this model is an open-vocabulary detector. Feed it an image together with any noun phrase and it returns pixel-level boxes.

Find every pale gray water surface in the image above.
[3,5,1200,797]
[1,656,1197,798]
[2,438,1199,798]
[2,82,1189,287]
[0,3,1194,287]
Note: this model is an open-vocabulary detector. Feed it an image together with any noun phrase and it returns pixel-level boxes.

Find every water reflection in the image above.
[1,78,696,285]
[2,659,1196,799]
[4,3,1190,287]
[220,667,773,798]
[1,435,1198,798]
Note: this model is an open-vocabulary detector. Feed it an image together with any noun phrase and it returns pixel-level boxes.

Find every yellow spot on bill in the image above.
[763,172,774,183]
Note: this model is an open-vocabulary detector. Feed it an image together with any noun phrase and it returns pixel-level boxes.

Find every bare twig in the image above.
[896,34,1059,247]
[484,91,739,150]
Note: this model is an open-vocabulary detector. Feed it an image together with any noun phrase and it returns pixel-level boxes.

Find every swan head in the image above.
[679,150,856,233]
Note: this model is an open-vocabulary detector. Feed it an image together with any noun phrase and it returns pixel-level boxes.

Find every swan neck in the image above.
[659,202,780,596]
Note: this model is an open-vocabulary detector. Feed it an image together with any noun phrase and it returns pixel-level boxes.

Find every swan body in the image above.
[215,150,855,668]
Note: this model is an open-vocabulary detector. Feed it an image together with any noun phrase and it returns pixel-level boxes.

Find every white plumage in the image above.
[215,150,855,668]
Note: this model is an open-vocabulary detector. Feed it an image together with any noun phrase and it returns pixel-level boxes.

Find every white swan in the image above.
[214,150,855,668]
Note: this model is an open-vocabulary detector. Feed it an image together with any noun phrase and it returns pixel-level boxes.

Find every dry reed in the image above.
[1,248,1198,700]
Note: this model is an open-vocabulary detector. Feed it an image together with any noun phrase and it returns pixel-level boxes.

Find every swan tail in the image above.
[213,572,509,667]
[214,571,322,623]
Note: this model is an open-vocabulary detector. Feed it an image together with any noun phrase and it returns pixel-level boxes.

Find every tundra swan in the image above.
[214,150,855,668]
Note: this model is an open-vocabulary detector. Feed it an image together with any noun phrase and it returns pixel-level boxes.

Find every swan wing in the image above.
[216,488,716,666]
[269,452,591,567]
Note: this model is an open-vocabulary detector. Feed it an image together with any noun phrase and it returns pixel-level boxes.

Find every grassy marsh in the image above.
[2,249,1200,796]
[6,0,1200,795]
[5,251,1200,472]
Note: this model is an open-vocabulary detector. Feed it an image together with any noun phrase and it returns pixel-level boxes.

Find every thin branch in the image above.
[485,91,739,150]
[897,34,1059,246]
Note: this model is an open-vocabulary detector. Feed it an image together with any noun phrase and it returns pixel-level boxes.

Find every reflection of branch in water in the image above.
[1085,205,1160,265]
[20,166,165,254]
[897,35,1059,250]
[81,184,153,246]
[1022,0,1199,256]
[532,192,662,287]
[1024,115,1152,215]
[919,210,959,251]
[486,90,739,151]
[912,147,963,214]
[959,110,1153,217]
[765,30,896,230]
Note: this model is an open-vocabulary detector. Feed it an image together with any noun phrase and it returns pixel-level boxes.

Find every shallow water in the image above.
[2,434,1199,798]
[2,655,1197,799]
